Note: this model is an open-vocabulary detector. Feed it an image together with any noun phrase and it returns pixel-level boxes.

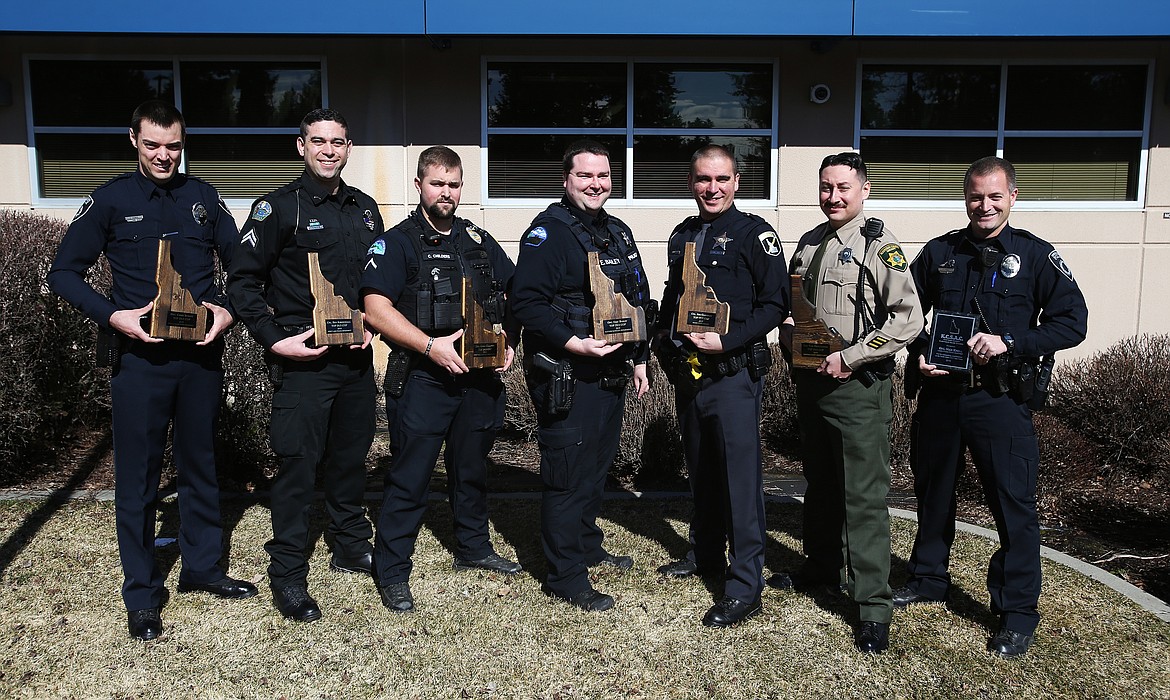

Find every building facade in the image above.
[3,1,1169,357]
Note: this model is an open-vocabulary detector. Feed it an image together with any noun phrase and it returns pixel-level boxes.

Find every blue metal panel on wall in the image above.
[854,0,1170,36]
[0,0,426,34]
[426,0,853,36]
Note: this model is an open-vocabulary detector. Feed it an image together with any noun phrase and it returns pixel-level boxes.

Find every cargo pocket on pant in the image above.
[1008,434,1039,503]
[269,390,303,458]
[538,427,583,492]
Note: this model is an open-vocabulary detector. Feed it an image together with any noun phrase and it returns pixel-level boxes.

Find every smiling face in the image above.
[819,163,870,229]
[416,164,463,226]
[563,152,612,215]
[297,119,351,191]
[964,168,1017,239]
[131,120,183,186]
[689,153,740,221]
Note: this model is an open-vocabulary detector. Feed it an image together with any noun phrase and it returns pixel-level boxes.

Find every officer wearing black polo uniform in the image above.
[655,145,788,628]
[898,157,1087,660]
[361,146,521,614]
[227,108,382,623]
[48,100,255,641]
[511,140,651,612]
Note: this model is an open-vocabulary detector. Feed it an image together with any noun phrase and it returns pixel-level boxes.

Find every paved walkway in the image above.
[2,480,1168,623]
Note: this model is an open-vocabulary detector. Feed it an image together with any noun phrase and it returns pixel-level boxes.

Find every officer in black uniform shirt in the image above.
[48,100,255,641]
[655,145,789,627]
[361,146,522,613]
[898,157,1088,659]
[510,140,651,612]
[227,108,383,623]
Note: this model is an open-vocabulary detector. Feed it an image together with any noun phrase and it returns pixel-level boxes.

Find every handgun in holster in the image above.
[532,351,575,415]
[95,327,123,369]
[746,339,773,381]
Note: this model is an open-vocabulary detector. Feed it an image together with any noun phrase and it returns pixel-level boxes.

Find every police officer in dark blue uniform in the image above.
[361,146,521,613]
[655,145,789,627]
[227,108,383,623]
[898,157,1088,659]
[511,140,651,612]
[48,100,255,641]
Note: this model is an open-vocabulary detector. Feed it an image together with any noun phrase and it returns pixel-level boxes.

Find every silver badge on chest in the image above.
[1000,253,1021,278]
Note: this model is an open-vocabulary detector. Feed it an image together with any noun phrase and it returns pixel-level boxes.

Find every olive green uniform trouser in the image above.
[795,370,894,624]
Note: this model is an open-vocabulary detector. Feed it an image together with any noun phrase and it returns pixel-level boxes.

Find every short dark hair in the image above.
[131,100,185,139]
[690,144,739,175]
[300,108,349,139]
[417,146,463,179]
[965,156,1017,191]
[819,152,867,183]
[562,139,609,175]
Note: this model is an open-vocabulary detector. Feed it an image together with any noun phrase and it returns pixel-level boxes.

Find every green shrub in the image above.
[1048,334,1170,476]
[0,210,112,483]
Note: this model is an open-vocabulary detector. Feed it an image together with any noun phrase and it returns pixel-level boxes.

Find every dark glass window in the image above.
[487,63,626,129]
[1006,66,1147,131]
[861,136,996,200]
[1004,137,1141,201]
[633,65,772,129]
[179,63,321,128]
[35,134,135,198]
[861,66,1000,131]
[29,60,173,127]
[634,136,769,199]
[185,133,305,199]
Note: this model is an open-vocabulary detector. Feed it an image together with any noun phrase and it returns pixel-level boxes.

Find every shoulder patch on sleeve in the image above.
[72,196,94,223]
[757,230,782,257]
[1049,249,1074,281]
[878,243,908,271]
[368,239,386,256]
[524,226,548,247]
[251,200,272,222]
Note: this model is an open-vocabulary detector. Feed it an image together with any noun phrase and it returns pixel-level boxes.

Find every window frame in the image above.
[23,53,328,209]
[854,58,1154,211]
[480,55,779,208]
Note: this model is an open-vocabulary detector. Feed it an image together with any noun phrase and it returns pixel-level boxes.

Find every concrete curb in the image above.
[3,485,1167,623]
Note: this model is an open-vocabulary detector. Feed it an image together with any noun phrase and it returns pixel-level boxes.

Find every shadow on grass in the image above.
[0,432,112,581]
[155,494,262,584]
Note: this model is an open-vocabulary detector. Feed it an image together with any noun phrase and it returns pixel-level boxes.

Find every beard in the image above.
[424,199,456,221]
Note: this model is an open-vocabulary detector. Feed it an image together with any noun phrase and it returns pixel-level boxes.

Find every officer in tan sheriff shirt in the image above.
[777,152,923,654]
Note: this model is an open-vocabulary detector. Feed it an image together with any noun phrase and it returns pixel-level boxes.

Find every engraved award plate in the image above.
[675,242,730,335]
[927,310,979,373]
[147,238,210,341]
[460,277,506,369]
[587,251,647,343]
[789,273,844,369]
[307,251,364,346]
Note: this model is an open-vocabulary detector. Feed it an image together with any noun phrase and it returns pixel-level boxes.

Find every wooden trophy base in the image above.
[308,252,364,346]
[675,241,730,335]
[460,277,506,369]
[148,238,210,341]
[587,251,646,343]
[789,273,843,369]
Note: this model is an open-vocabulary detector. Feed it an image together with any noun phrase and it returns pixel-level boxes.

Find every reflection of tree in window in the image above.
[181,63,321,127]
[30,61,174,127]
[487,63,625,129]
[862,67,998,130]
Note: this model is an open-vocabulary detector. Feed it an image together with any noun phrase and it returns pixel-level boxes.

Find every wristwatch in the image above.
[1002,332,1015,356]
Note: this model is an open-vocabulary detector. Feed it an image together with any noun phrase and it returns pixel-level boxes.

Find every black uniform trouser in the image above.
[528,373,626,597]
[795,371,894,624]
[266,349,375,589]
[374,368,504,585]
[676,370,766,602]
[907,384,1041,636]
[111,341,226,612]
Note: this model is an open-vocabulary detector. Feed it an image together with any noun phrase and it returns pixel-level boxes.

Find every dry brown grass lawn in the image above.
[1,497,1168,699]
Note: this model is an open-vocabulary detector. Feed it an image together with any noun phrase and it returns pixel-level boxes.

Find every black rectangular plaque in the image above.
[686,310,717,328]
[324,318,355,335]
[602,317,634,335]
[928,310,979,372]
[165,310,198,329]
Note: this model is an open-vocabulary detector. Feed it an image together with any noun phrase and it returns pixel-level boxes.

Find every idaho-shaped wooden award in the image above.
[460,277,506,369]
[147,238,210,341]
[587,251,647,343]
[308,251,364,346]
[675,241,730,335]
[789,273,844,369]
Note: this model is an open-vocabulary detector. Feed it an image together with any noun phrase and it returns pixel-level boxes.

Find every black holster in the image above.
[530,351,575,415]
[384,348,416,398]
[96,327,123,369]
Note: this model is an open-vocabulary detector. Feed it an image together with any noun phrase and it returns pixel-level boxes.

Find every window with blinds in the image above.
[28,58,321,200]
[485,61,775,201]
[859,63,1148,202]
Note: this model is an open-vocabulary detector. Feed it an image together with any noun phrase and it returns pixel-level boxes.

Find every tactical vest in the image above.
[393,212,498,333]
[533,204,651,314]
